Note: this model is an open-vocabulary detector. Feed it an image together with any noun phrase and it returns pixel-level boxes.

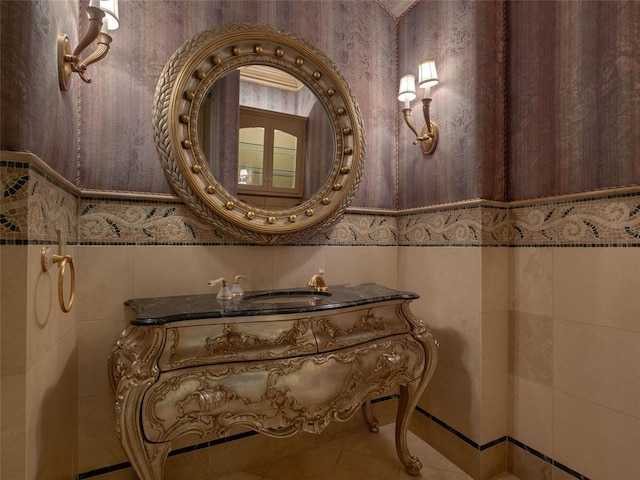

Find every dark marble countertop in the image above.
[126,283,419,326]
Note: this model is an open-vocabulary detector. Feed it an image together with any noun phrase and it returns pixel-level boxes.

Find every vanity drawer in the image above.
[312,304,410,352]
[142,334,425,443]
[157,318,317,371]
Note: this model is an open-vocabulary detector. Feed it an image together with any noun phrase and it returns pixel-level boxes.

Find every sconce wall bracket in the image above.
[418,122,438,155]
[401,97,438,155]
[58,5,114,91]
[58,33,74,91]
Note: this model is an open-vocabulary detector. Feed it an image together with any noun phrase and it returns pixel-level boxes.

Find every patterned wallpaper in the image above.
[397,1,507,208]
[0,0,78,181]
[508,0,640,201]
[1,1,639,215]
[78,0,399,209]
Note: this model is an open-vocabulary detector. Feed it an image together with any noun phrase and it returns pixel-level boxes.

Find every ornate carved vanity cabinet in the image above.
[109,284,438,480]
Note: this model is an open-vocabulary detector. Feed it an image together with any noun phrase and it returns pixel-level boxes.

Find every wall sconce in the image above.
[398,60,439,155]
[58,0,119,91]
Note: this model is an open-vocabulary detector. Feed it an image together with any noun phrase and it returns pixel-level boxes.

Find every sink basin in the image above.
[243,290,331,305]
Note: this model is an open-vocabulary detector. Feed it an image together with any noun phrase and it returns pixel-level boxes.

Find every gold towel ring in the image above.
[41,247,76,313]
[55,254,75,312]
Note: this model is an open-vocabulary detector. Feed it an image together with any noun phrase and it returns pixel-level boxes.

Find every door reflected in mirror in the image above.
[200,66,334,208]
[237,107,306,207]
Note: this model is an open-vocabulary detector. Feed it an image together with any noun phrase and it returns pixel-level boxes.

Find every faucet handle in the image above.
[231,274,248,297]
[209,277,233,300]
[307,270,328,292]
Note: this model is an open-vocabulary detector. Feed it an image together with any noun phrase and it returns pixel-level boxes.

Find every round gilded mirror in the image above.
[153,23,365,244]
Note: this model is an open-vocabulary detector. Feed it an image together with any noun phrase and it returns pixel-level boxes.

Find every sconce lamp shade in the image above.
[418,60,438,88]
[398,74,417,102]
[90,0,119,30]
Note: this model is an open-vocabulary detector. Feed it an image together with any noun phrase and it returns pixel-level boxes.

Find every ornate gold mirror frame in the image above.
[153,23,365,244]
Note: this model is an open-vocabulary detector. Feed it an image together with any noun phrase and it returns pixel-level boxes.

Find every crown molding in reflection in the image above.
[239,65,305,92]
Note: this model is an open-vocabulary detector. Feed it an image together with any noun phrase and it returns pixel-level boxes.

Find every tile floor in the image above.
[211,424,520,480]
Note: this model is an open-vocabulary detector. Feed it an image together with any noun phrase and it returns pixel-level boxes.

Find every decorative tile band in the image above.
[1,160,78,244]
[2,158,639,247]
[77,196,399,246]
[509,191,640,246]
[397,204,511,246]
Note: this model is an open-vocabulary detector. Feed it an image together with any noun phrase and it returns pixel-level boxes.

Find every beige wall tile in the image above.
[1,374,26,480]
[78,394,127,472]
[57,407,79,480]
[25,328,77,478]
[398,247,483,312]
[554,319,640,418]
[28,244,65,371]
[410,412,506,480]
[509,248,553,317]
[553,248,640,332]
[420,363,482,442]
[509,311,553,386]
[507,442,552,480]
[134,245,212,298]
[509,375,553,457]
[325,246,398,288]
[481,247,509,312]
[79,317,129,398]
[417,303,482,377]
[1,245,27,375]
[209,245,274,291]
[480,373,508,445]
[271,246,327,290]
[482,310,509,378]
[554,390,640,479]
[76,246,135,322]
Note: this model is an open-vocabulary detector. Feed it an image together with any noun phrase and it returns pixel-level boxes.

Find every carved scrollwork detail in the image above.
[205,324,269,355]
[165,320,316,369]
[315,308,389,350]
[355,310,387,331]
[108,326,165,435]
[142,336,423,444]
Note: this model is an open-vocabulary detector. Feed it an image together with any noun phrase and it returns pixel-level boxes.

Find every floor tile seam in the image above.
[328,447,346,480]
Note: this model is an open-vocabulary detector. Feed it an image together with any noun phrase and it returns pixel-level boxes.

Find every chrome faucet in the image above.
[307,270,328,292]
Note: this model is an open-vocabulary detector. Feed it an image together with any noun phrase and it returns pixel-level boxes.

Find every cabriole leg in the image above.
[362,398,380,433]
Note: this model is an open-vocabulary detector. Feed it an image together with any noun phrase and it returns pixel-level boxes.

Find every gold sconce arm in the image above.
[402,107,421,140]
[58,4,116,90]
[401,99,438,155]
[73,6,105,58]
[77,32,113,82]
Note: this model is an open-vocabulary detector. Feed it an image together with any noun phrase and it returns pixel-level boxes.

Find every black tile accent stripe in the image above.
[414,406,591,480]
[76,398,589,480]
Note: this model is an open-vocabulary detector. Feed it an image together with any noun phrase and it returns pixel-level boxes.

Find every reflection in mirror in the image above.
[153,23,365,244]
[200,66,334,208]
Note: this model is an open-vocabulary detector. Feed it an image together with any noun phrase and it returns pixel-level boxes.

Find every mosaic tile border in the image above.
[509,191,640,246]
[1,159,78,245]
[2,155,639,247]
[77,196,399,246]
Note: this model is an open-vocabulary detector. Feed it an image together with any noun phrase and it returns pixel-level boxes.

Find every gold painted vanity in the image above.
[109,284,438,480]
